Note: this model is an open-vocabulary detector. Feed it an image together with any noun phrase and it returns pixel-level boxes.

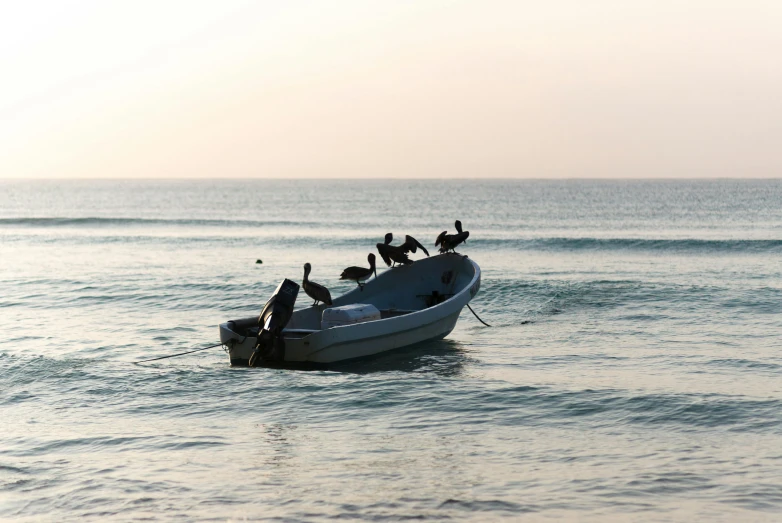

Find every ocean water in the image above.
[1,179,781,522]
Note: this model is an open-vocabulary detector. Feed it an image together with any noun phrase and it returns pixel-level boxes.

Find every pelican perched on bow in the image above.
[302,263,332,306]
[435,220,470,254]
[340,253,377,290]
[376,233,430,267]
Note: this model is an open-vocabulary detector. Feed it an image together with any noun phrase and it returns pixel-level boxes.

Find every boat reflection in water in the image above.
[326,338,474,377]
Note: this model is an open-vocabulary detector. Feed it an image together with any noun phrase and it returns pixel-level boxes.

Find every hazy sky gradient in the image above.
[1,0,780,179]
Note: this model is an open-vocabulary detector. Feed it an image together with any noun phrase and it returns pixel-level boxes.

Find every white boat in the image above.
[219,253,481,365]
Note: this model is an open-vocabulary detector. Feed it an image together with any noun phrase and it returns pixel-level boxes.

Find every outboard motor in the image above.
[248,279,299,367]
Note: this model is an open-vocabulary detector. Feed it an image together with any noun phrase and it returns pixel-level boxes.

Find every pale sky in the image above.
[1,0,780,179]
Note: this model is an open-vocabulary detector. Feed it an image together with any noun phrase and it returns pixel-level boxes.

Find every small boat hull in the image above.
[219,254,480,365]
[222,310,461,365]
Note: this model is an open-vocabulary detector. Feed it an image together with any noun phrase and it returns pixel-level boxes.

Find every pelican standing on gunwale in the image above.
[435,220,470,253]
[340,253,377,290]
[302,263,332,306]
[376,233,430,267]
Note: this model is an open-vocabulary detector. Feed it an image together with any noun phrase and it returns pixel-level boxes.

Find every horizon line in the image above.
[1,176,781,182]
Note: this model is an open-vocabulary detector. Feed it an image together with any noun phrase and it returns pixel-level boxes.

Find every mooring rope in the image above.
[466,303,491,327]
[134,342,224,364]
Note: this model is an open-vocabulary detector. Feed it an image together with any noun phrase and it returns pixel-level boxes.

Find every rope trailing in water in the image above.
[134,342,224,364]
[466,303,491,327]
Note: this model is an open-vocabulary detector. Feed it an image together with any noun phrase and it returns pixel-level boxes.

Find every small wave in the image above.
[5,435,226,457]
[393,386,782,433]
[0,465,27,474]
[706,358,782,371]
[472,237,782,253]
[0,217,317,228]
[439,498,537,513]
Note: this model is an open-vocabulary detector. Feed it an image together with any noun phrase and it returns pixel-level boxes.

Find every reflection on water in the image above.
[256,423,296,472]
[324,339,474,377]
[248,338,474,376]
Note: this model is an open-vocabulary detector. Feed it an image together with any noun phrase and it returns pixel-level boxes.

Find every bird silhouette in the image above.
[340,253,377,291]
[302,263,332,306]
[376,233,430,267]
[435,220,470,254]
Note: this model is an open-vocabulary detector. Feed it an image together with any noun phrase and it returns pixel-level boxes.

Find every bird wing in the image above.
[405,235,429,257]
[435,231,447,247]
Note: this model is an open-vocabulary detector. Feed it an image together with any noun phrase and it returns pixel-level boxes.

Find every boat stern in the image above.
[219,319,258,366]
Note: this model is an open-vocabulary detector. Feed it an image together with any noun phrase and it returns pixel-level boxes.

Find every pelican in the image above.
[435,220,470,254]
[376,233,430,267]
[340,253,377,290]
[302,263,332,306]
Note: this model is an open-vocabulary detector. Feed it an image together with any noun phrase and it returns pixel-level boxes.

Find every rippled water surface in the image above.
[1,179,781,521]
